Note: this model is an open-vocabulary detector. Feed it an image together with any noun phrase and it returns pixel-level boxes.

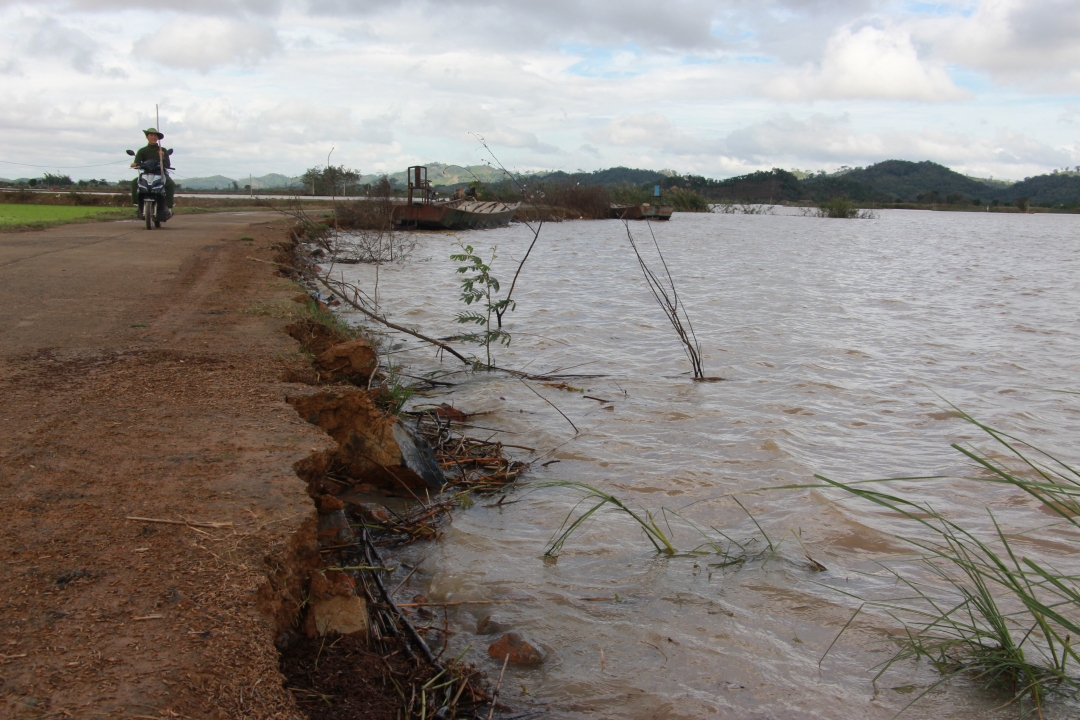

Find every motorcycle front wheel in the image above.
[143,199,155,230]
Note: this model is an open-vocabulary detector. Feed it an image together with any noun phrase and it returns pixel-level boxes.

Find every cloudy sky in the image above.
[1,0,1077,182]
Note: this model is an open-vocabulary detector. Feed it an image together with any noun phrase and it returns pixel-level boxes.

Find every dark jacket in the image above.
[134,143,172,170]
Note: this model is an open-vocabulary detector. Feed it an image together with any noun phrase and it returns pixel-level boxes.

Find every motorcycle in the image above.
[125,148,173,230]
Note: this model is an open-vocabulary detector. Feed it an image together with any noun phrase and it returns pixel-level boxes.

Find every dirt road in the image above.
[0,214,326,718]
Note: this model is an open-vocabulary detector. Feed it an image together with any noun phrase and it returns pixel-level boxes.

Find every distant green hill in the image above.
[361,163,511,188]
[253,173,303,189]
[177,175,238,190]
[668,169,806,202]
[998,173,1080,205]
[167,160,1080,207]
[178,173,303,190]
[821,160,996,202]
[542,166,674,187]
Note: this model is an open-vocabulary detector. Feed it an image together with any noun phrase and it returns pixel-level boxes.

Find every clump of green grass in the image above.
[376,359,413,415]
[816,402,1080,716]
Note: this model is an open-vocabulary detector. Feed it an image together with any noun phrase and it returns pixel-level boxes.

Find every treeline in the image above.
[444,160,1080,210]
[1,173,121,190]
[654,161,1080,208]
[454,173,709,216]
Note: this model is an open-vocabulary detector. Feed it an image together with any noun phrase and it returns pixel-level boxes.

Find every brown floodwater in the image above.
[329,209,1080,719]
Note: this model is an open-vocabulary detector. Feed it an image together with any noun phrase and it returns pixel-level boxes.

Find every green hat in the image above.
[143,127,164,139]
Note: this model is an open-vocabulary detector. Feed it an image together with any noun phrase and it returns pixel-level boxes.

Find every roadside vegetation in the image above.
[0,203,128,229]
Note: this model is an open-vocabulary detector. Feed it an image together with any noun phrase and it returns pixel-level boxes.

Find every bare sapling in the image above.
[622,220,706,379]
[469,134,545,331]
[332,176,419,264]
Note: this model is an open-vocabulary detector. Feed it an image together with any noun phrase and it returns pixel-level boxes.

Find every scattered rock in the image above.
[304,595,369,639]
[412,593,433,619]
[314,339,377,384]
[275,629,299,651]
[316,494,345,515]
[487,632,547,666]
[351,502,391,524]
[317,508,355,546]
[476,614,510,636]
[392,423,444,490]
[328,571,357,591]
[433,403,468,422]
[289,390,445,496]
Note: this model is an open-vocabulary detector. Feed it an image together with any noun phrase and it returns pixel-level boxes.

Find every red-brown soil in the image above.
[0,213,332,718]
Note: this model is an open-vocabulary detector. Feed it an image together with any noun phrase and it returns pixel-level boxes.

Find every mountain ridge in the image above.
[52,160,1080,206]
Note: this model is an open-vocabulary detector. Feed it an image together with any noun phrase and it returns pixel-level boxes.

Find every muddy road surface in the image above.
[0,214,326,719]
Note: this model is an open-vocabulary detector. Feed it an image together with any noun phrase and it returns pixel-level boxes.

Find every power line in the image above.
[0,159,129,169]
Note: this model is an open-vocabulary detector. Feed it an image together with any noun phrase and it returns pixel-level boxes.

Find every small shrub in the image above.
[609,185,651,207]
[665,187,711,212]
[807,197,878,219]
[821,197,858,218]
[543,184,611,219]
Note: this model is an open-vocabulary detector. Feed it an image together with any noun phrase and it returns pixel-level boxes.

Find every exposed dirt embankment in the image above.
[0,213,348,718]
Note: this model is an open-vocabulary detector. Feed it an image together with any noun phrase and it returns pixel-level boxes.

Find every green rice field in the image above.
[0,203,127,227]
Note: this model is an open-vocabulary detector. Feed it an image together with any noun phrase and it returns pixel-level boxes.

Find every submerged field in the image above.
[329,208,1080,719]
[0,203,127,227]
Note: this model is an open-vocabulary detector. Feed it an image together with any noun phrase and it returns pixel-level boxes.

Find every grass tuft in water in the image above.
[539,481,675,557]
[818,402,1080,717]
[537,481,773,568]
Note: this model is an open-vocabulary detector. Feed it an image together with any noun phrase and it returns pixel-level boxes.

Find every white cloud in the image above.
[712,112,1077,179]
[421,101,561,154]
[8,16,127,76]
[134,17,281,72]
[722,113,883,162]
[181,98,240,133]
[0,1,1076,181]
[930,0,1080,89]
[587,114,713,156]
[767,25,966,102]
[23,0,285,16]
[306,0,725,51]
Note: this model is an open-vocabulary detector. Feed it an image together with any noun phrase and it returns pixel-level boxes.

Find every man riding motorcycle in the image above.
[130,127,175,218]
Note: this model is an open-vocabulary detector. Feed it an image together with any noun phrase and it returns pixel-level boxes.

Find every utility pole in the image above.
[156,104,165,187]
[327,147,335,202]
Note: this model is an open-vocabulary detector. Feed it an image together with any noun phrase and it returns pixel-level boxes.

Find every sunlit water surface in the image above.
[328,209,1080,719]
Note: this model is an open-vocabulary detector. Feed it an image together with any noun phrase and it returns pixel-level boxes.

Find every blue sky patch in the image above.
[563,42,646,79]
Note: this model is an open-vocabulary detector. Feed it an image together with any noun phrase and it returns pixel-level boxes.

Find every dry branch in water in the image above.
[623,219,705,379]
